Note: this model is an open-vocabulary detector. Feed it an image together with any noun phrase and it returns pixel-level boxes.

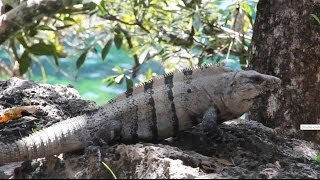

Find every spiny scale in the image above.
[0,63,281,164]
[108,63,232,104]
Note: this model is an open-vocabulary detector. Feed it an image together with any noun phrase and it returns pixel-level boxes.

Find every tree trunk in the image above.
[248,0,320,143]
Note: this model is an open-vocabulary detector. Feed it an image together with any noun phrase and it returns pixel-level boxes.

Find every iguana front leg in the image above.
[93,120,122,145]
[202,106,223,138]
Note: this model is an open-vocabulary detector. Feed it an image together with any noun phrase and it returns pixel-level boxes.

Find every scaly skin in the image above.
[0,64,281,164]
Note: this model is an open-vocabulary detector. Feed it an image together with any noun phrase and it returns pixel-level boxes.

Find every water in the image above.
[0,43,242,105]
[30,45,165,105]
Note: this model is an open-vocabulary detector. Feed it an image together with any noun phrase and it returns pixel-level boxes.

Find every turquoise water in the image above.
[0,44,241,105]
[30,45,165,105]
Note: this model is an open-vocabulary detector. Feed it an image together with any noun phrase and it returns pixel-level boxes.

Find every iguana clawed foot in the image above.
[202,106,225,141]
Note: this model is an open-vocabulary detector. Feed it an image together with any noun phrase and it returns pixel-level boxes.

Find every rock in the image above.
[0,77,98,143]
[0,77,319,179]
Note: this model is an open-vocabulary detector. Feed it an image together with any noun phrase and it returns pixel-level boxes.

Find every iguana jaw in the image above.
[222,70,281,117]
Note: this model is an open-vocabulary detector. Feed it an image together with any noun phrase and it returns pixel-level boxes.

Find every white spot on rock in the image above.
[284,110,291,121]
[267,94,279,118]
[273,25,284,38]
[317,67,320,82]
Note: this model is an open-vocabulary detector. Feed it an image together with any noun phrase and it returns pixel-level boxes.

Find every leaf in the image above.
[97,3,107,15]
[76,51,88,69]
[16,35,28,48]
[102,40,113,60]
[145,68,153,80]
[126,78,133,90]
[55,44,68,58]
[53,55,60,66]
[36,25,56,31]
[315,155,320,164]
[63,16,76,22]
[112,66,124,73]
[28,43,55,55]
[241,3,254,27]
[114,33,123,49]
[139,49,149,64]
[102,75,117,86]
[114,74,125,83]
[0,106,37,123]
[56,24,74,30]
[311,14,320,25]
[192,13,202,31]
[101,162,117,179]
[19,51,31,75]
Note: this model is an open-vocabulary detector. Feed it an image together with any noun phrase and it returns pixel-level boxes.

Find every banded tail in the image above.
[0,116,89,164]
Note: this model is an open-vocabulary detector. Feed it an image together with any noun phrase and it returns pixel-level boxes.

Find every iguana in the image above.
[0,64,281,164]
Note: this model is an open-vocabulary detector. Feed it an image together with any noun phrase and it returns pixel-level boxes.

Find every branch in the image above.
[0,0,81,44]
[117,25,140,78]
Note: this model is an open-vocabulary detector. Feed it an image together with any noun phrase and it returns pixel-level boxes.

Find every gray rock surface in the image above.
[0,77,319,179]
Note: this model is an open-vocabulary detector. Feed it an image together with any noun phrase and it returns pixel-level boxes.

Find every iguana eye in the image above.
[251,76,263,83]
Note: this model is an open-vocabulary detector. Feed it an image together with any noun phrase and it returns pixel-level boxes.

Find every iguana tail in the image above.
[0,115,89,164]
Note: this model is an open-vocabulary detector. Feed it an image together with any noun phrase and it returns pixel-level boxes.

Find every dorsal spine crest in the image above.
[109,63,232,104]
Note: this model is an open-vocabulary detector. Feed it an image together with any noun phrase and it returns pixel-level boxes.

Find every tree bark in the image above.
[0,0,80,44]
[248,0,320,143]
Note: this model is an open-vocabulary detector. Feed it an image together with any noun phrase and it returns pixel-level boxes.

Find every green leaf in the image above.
[53,55,60,66]
[76,51,88,69]
[241,3,254,26]
[311,14,320,25]
[101,162,117,179]
[63,16,76,22]
[138,49,149,64]
[112,66,124,73]
[16,35,28,48]
[97,3,107,15]
[145,68,153,80]
[114,74,124,83]
[114,33,123,49]
[102,75,117,86]
[102,40,113,60]
[56,24,74,30]
[19,51,31,75]
[126,78,133,90]
[316,155,320,164]
[28,43,55,55]
[36,25,56,31]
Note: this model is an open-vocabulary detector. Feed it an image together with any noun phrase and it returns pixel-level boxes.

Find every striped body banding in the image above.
[0,64,281,163]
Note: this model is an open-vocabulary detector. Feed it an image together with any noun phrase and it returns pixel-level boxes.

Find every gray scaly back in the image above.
[0,64,281,164]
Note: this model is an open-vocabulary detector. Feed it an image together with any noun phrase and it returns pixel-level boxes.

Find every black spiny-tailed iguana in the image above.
[0,64,281,164]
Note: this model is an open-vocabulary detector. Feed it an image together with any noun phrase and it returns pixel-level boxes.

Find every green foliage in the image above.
[102,39,113,60]
[102,66,133,89]
[19,51,31,75]
[114,29,123,49]
[0,0,257,88]
[101,161,117,179]
[77,51,89,69]
[316,154,320,164]
[311,14,320,25]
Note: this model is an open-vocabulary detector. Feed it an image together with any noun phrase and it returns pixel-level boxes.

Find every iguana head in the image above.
[220,70,281,118]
